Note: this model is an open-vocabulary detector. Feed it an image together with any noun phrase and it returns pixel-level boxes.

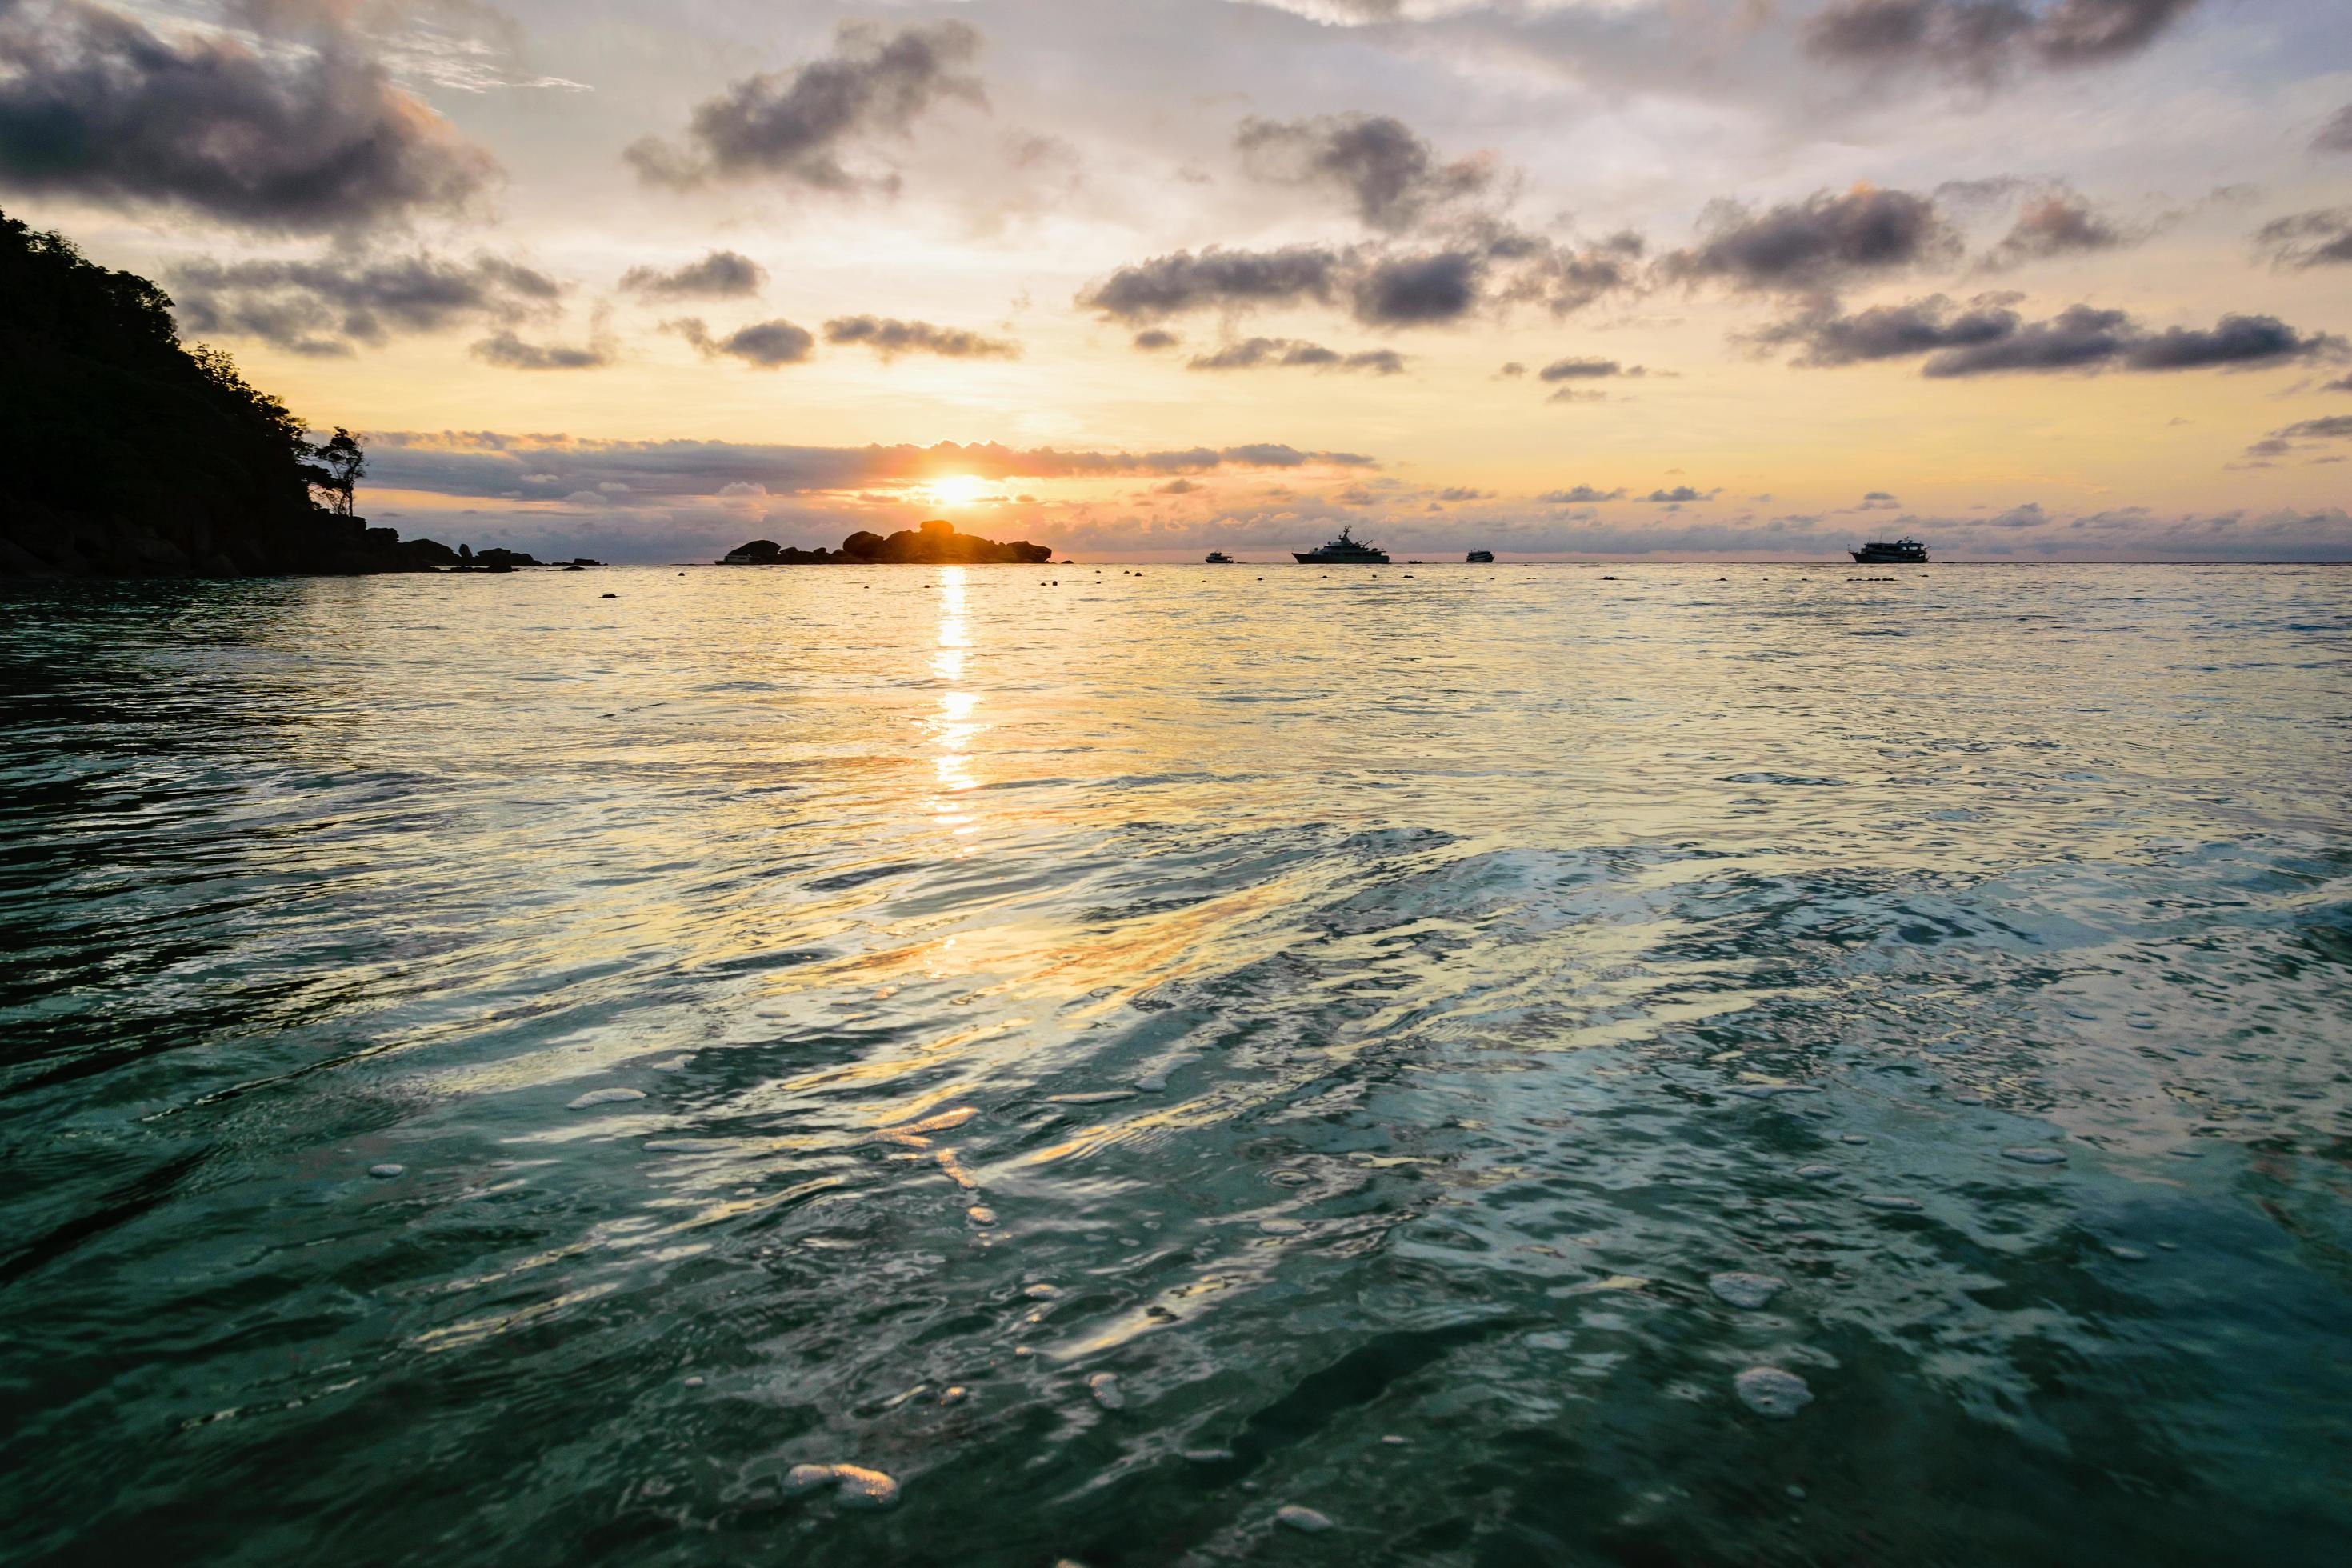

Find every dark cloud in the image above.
[1642,486,1717,502]
[1806,0,2203,80]
[618,250,768,300]
[1078,244,1344,323]
[626,20,983,191]
[0,0,495,232]
[1538,485,1627,503]
[171,250,562,355]
[2274,415,2352,440]
[2326,374,2352,394]
[1132,329,1179,350]
[1498,362,1527,377]
[1986,192,2126,266]
[1538,356,1644,381]
[1546,387,1606,404]
[2317,104,2352,154]
[1350,249,1481,325]
[2122,315,2341,371]
[1753,292,2022,366]
[822,316,1019,360]
[1658,186,1960,299]
[1186,337,1403,374]
[664,316,816,367]
[1435,487,1490,502]
[471,331,614,371]
[2252,209,2352,269]
[1082,230,1638,331]
[1863,490,1899,500]
[1762,295,2345,377]
[1235,112,1493,232]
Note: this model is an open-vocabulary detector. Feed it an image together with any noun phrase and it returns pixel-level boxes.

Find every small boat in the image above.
[1466,549,1494,564]
[1850,536,1928,563]
[1294,526,1389,565]
[1205,550,1233,564]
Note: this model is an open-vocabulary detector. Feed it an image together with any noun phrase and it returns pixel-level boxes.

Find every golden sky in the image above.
[7,1,2350,559]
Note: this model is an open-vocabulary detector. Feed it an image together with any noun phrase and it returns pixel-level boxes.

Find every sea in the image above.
[3,562,2349,1566]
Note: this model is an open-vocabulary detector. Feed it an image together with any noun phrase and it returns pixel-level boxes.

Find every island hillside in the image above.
[722,519,1053,566]
[2,210,458,578]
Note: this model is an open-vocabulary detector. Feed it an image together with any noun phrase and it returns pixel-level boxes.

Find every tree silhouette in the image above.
[309,428,366,518]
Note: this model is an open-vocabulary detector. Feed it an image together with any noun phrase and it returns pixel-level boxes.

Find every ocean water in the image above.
[3,562,2350,1566]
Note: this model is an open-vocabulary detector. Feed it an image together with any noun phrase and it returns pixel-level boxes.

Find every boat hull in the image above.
[1293,551,1390,564]
[1850,550,1928,563]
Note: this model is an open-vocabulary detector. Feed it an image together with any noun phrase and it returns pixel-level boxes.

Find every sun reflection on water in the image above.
[927,566,979,830]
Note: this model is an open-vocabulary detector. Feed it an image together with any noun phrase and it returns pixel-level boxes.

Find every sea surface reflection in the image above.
[3,563,2350,1566]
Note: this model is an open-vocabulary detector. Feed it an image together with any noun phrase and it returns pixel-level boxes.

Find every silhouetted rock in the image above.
[720,518,1051,566]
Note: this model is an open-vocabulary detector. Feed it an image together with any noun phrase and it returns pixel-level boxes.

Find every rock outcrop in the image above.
[721,519,1052,566]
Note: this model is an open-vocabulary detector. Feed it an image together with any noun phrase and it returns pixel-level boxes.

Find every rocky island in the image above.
[722,519,1053,566]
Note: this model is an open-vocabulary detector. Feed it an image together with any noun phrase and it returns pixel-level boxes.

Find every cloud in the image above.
[1435,486,1489,501]
[1658,186,1960,299]
[2326,374,2352,394]
[822,315,1019,360]
[1986,191,2126,266]
[1350,248,1481,325]
[1538,356,1643,381]
[1758,296,2346,376]
[1751,292,2023,366]
[2289,417,2352,438]
[618,250,767,299]
[2318,104,2352,154]
[1154,478,1201,494]
[1079,229,1639,330]
[1187,337,1404,374]
[1235,112,1492,232]
[366,430,1379,506]
[2252,209,2352,269]
[1805,0,2205,81]
[1538,485,1627,503]
[664,316,815,367]
[1641,486,1717,502]
[471,330,613,371]
[1078,244,1344,323]
[1497,361,1526,377]
[626,20,984,191]
[170,250,562,354]
[1132,329,1180,350]
[0,0,495,232]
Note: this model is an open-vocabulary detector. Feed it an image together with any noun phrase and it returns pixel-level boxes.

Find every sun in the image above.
[929,474,989,507]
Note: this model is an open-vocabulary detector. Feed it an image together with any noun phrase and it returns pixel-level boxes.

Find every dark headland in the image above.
[0,210,526,578]
[722,519,1052,565]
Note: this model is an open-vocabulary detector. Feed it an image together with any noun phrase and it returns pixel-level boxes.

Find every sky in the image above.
[2,0,2349,562]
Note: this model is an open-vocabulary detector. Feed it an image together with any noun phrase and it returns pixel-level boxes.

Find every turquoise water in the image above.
[4,563,2350,1565]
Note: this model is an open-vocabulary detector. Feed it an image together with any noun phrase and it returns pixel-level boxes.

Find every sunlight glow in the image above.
[928,474,990,508]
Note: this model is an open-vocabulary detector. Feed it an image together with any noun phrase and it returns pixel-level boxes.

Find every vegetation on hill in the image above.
[0,209,450,576]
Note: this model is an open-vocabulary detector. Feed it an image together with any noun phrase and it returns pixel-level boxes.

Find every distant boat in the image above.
[1850,536,1928,563]
[1205,550,1234,564]
[1466,549,1494,564]
[1294,526,1389,565]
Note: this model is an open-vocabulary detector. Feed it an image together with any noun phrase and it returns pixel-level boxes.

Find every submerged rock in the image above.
[1734,1366,1814,1418]
[1708,1271,1787,1310]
